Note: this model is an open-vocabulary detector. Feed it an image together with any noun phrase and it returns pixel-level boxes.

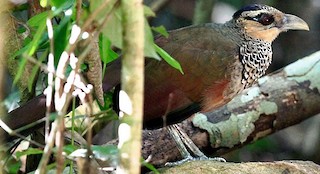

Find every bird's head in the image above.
[232,4,309,42]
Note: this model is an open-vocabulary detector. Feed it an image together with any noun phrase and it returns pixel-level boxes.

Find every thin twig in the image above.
[45,17,54,142]
[162,93,174,128]
[36,121,58,174]
[24,55,95,94]
[76,0,82,24]
[0,119,44,148]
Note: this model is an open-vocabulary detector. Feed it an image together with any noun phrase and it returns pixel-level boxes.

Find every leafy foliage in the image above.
[4,0,183,172]
[154,44,184,74]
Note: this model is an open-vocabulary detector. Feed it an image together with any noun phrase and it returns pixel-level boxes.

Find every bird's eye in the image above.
[246,13,275,25]
[256,13,274,25]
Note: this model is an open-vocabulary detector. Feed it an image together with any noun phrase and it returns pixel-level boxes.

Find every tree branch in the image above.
[156,160,320,174]
[3,46,320,168]
[132,51,320,166]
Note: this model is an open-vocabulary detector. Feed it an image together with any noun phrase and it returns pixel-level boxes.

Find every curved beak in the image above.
[281,14,309,31]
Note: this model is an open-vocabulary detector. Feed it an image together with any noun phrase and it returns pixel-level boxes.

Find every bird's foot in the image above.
[165,124,226,167]
[165,155,226,167]
[165,155,194,167]
[197,156,226,162]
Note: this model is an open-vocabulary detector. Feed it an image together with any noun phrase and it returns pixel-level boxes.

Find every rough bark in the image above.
[0,2,10,111]
[0,2,11,173]
[154,160,320,174]
[126,51,320,166]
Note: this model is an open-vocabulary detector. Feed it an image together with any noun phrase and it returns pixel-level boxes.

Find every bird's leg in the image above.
[165,124,226,166]
[165,125,194,166]
[174,124,226,161]
[173,124,205,158]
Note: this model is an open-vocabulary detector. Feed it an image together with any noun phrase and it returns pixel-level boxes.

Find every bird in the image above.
[5,3,309,164]
[106,4,309,127]
[104,4,309,164]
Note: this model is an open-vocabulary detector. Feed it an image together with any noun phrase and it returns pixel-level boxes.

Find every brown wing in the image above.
[144,24,239,121]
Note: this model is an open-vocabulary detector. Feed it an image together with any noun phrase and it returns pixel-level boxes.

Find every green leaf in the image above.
[144,21,161,59]
[13,18,47,85]
[152,25,169,38]
[101,6,160,59]
[69,145,118,161]
[17,26,26,34]
[27,11,49,28]
[63,144,78,155]
[90,0,116,23]
[28,49,48,91]
[5,156,21,174]
[13,56,27,85]
[154,44,184,74]
[99,2,163,60]
[99,34,118,64]
[15,148,43,158]
[27,18,47,56]
[11,43,29,59]
[141,158,159,173]
[53,13,72,65]
[50,0,73,8]
[102,7,123,49]
[91,145,118,161]
[143,5,155,17]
